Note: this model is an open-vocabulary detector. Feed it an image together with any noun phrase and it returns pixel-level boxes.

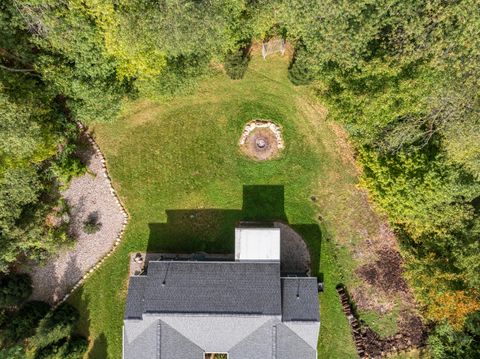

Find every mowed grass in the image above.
[70,51,359,358]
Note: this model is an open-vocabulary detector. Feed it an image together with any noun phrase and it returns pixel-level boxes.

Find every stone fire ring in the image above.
[239,120,284,161]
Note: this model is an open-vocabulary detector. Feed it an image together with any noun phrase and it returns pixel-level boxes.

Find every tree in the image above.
[224,46,250,80]
[0,301,50,347]
[0,274,32,307]
[29,304,79,350]
[288,41,314,85]
[0,344,25,359]
[283,0,480,329]
[34,337,88,359]
[428,311,480,359]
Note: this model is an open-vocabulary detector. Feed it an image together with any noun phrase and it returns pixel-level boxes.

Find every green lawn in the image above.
[70,51,360,358]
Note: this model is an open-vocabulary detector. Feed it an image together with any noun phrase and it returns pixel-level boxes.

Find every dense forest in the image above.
[1,0,479,357]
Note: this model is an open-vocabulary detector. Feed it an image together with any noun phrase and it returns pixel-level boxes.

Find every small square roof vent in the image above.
[235,227,280,261]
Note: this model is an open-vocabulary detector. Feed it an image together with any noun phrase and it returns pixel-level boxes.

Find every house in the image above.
[123,227,320,359]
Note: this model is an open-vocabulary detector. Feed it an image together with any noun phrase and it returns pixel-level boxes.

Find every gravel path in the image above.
[25,135,126,304]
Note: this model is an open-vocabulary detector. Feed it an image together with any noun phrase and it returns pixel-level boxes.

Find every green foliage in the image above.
[359,307,400,338]
[0,301,50,347]
[136,53,211,99]
[288,42,314,85]
[29,304,79,350]
[286,0,480,329]
[82,212,102,235]
[0,164,72,272]
[0,274,32,307]
[224,47,250,80]
[34,337,88,359]
[428,312,480,359]
[0,344,25,359]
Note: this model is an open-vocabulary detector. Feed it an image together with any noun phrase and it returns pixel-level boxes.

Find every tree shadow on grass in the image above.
[88,333,108,359]
[148,185,322,276]
[70,286,108,359]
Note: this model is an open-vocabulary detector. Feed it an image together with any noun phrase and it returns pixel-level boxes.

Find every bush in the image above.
[224,47,250,80]
[82,212,102,234]
[428,312,480,358]
[288,43,315,85]
[0,309,7,327]
[0,274,32,307]
[0,344,25,359]
[35,337,88,359]
[29,304,79,350]
[0,301,50,346]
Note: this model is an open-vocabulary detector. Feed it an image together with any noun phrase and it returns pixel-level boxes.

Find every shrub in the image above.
[29,304,79,350]
[0,309,7,327]
[1,301,50,346]
[0,274,32,307]
[428,312,480,358]
[288,42,314,85]
[82,212,102,234]
[35,337,88,359]
[224,47,250,80]
[0,344,25,359]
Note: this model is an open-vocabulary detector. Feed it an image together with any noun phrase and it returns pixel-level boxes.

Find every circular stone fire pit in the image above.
[239,120,284,161]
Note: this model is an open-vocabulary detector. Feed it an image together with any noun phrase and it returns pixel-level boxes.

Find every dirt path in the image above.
[23,133,127,304]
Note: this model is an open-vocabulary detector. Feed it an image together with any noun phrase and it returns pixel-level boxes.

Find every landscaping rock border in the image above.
[239,120,284,149]
[55,122,130,306]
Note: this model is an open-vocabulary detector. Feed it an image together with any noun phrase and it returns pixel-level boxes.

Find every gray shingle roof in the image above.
[124,317,318,359]
[228,318,278,359]
[281,277,320,322]
[159,321,204,359]
[124,276,147,319]
[123,261,320,359]
[125,261,281,319]
[276,322,317,359]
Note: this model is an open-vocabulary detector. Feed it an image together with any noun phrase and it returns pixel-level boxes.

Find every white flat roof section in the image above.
[235,228,281,261]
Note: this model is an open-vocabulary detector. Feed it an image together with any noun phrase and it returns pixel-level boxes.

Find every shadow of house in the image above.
[148,185,322,276]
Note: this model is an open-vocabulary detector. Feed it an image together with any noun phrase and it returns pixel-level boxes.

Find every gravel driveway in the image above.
[24,135,126,304]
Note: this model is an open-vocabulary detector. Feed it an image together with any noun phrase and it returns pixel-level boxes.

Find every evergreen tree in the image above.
[0,274,32,307]
[29,304,79,350]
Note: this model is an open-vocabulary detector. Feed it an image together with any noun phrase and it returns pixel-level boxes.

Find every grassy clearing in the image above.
[358,307,400,338]
[68,51,373,358]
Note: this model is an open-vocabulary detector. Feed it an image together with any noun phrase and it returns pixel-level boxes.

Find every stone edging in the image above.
[337,285,424,358]
[239,119,285,149]
[54,122,130,307]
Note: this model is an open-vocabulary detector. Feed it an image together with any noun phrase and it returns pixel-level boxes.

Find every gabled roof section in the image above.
[276,322,317,359]
[229,320,317,359]
[125,261,282,319]
[159,321,204,359]
[281,277,320,322]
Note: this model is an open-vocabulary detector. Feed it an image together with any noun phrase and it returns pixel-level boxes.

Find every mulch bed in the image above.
[356,248,409,294]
